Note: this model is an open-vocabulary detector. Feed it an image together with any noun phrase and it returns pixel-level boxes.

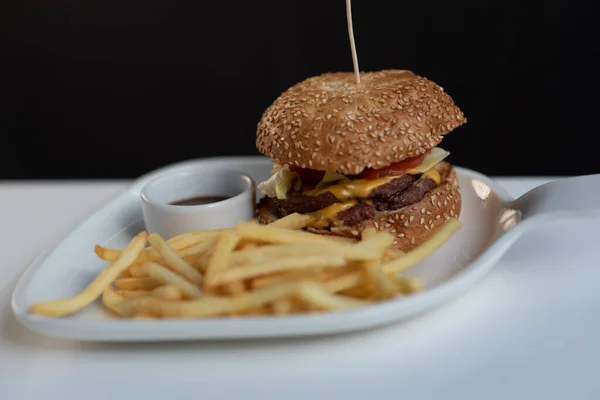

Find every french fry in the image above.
[272,299,293,315]
[146,262,203,299]
[117,285,183,300]
[95,230,225,263]
[381,218,461,275]
[94,245,121,262]
[180,237,220,272]
[147,233,204,285]
[223,281,246,296]
[207,255,347,287]
[229,241,384,265]
[114,277,162,290]
[296,282,371,310]
[312,235,358,244]
[118,289,153,299]
[395,275,423,294]
[236,240,258,250]
[383,248,406,262]
[129,263,149,278]
[133,314,156,320]
[204,232,240,287]
[29,231,148,317]
[339,285,373,298]
[102,286,142,317]
[189,252,214,273]
[353,231,394,253]
[131,282,306,318]
[179,237,219,259]
[235,222,333,244]
[361,227,378,240]
[118,268,132,279]
[267,213,314,229]
[324,270,364,293]
[250,268,325,290]
[151,285,184,300]
[239,306,271,316]
[35,217,461,321]
[366,264,399,299]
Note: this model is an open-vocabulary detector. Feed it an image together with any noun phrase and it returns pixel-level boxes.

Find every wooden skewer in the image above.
[346,0,360,84]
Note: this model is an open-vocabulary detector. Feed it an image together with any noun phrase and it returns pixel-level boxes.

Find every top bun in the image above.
[256,70,466,175]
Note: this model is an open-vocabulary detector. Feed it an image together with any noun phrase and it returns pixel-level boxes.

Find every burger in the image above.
[255,70,466,251]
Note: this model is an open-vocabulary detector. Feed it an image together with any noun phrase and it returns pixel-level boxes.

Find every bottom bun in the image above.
[257,164,461,252]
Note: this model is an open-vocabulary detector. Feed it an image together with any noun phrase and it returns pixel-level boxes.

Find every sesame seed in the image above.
[421,208,426,214]
[411,238,415,244]
[398,233,405,238]
[351,230,359,236]
[420,218,425,224]
[404,221,409,227]
[409,216,414,222]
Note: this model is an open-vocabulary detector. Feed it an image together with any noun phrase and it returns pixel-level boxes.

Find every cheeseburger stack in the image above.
[256,70,466,251]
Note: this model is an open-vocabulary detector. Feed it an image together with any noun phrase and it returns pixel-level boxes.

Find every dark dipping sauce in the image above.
[169,195,229,206]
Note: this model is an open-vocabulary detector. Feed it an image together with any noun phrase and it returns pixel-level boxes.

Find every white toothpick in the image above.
[346,0,360,84]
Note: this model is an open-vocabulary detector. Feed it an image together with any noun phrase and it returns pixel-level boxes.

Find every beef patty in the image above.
[336,177,436,226]
[258,168,445,228]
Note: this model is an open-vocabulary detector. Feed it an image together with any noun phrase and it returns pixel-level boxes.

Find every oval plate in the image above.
[11,156,512,341]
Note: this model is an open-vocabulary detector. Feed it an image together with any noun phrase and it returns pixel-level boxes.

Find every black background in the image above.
[2,0,599,179]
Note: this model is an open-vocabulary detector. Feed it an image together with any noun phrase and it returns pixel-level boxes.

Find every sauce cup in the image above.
[140,168,255,239]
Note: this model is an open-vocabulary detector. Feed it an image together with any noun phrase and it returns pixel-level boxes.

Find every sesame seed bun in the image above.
[256,70,466,175]
[256,162,461,252]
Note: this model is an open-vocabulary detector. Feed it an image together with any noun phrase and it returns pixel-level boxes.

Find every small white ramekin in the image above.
[140,167,255,239]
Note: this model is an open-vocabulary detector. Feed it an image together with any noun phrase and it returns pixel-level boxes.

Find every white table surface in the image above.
[1,178,598,400]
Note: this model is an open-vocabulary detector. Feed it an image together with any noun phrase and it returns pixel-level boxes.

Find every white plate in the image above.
[11,156,512,342]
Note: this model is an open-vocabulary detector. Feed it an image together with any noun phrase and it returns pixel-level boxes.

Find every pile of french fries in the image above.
[29,213,461,319]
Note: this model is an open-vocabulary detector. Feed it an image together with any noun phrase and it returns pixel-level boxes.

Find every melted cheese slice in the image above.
[306,201,357,229]
[305,175,399,201]
[421,168,441,185]
[306,147,449,200]
[407,147,450,175]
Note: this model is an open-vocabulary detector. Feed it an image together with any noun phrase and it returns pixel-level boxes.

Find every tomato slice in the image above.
[357,153,426,180]
[289,165,325,184]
